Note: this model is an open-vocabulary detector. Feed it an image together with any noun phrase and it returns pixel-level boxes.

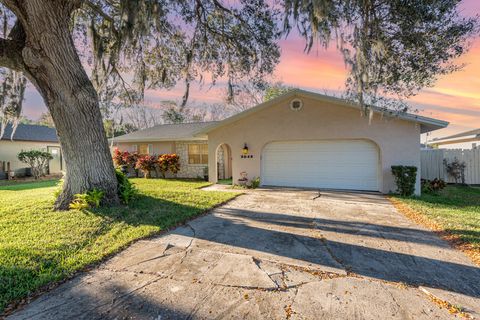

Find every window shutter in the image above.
[132,145,138,152]
[148,144,153,155]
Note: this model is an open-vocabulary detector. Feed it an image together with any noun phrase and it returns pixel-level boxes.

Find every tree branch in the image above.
[8,19,26,44]
[0,19,25,71]
[0,39,23,71]
[84,1,113,24]
[83,0,119,35]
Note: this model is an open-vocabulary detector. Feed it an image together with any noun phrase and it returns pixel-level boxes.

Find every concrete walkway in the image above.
[9,189,480,319]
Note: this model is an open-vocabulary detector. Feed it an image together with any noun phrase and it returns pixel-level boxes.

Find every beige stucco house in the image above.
[0,123,63,178]
[114,89,448,194]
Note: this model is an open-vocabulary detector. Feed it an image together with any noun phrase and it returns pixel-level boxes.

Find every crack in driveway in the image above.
[8,189,480,320]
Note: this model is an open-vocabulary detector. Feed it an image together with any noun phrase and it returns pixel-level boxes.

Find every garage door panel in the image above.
[261,140,379,191]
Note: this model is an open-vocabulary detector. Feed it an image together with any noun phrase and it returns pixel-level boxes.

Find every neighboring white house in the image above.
[113,89,449,194]
[429,128,480,149]
[0,123,63,178]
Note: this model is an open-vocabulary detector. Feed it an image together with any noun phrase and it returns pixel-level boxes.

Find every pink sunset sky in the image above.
[22,1,480,140]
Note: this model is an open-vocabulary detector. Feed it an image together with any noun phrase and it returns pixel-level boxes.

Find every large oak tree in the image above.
[0,1,279,209]
[0,0,475,209]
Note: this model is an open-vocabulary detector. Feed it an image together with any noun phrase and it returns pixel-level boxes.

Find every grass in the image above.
[0,178,237,313]
[0,178,59,188]
[0,179,59,190]
[217,178,233,185]
[391,185,480,265]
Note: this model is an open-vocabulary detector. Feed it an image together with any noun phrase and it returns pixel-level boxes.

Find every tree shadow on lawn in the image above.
[445,228,480,245]
[0,247,70,314]
[91,193,220,230]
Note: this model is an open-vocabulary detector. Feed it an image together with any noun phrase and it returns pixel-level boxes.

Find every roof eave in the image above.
[432,129,480,141]
[0,138,59,143]
[430,134,480,146]
[110,136,208,143]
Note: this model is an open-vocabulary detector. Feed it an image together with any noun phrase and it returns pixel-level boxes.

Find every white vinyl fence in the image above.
[421,148,480,184]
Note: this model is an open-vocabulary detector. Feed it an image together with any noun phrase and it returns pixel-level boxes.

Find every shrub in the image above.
[113,150,140,176]
[112,148,128,167]
[69,194,90,210]
[252,177,260,189]
[135,155,157,178]
[168,154,180,175]
[86,189,105,208]
[250,176,260,189]
[115,170,138,204]
[391,166,417,196]
[17,150,53,179]
[69,172,138,209]
[444,158,466,184]
[69,188,105,210]
[125,152,139,167]
[421,178,446,194]
[158,154,181,178]
[157,154,169,178]
[125,151,140,176]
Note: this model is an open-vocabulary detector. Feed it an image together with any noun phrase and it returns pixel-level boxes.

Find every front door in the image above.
[47,146,62,174]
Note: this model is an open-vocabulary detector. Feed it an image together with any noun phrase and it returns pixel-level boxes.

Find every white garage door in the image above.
[261,140,379,191]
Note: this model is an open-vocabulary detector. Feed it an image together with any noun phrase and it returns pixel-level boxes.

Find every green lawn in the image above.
[217,178,233,185]
[0,178,59,188]
[392,185,480,262]
[0,178,237,313]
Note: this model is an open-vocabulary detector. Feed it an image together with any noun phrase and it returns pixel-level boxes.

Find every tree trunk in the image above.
[15,2,119,209]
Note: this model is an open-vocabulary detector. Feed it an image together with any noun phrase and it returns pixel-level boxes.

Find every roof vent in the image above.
[290,98,303,111]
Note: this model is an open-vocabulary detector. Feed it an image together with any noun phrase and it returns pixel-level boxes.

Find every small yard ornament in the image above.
[238,171,248,186]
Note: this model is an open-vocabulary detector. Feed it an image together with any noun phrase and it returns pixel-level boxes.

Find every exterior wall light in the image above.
[242,143,249,155]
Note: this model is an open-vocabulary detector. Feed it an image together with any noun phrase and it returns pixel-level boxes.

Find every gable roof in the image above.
[195,89,449,135]
[432,128,480,141]
[112,121,219,143]
[430,128,480,146]
[0,123,59,143]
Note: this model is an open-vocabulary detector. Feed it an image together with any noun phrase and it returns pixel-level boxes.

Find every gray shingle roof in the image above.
[0,123,59,142]
[112,121,219,143]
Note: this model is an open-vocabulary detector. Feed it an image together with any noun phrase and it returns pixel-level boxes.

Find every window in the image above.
[138,144,149,154]
[188,144,208,164]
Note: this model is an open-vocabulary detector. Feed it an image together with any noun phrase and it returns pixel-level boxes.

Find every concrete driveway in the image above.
[9,188,480,319]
